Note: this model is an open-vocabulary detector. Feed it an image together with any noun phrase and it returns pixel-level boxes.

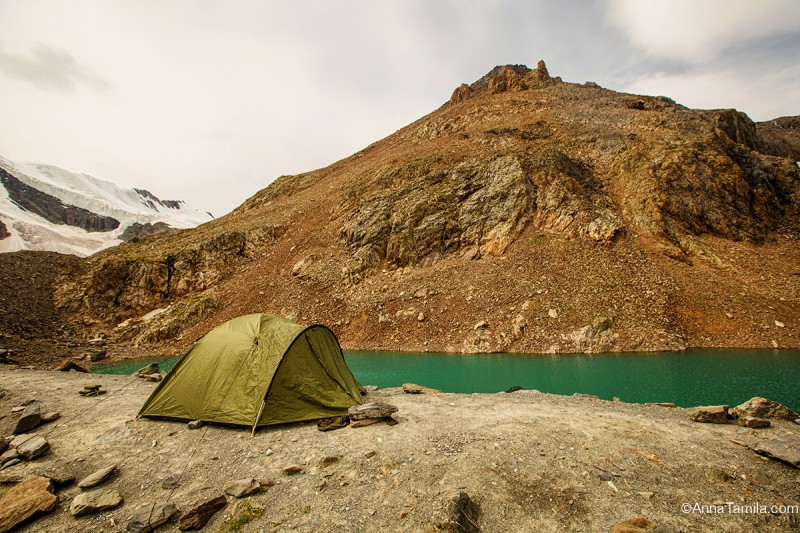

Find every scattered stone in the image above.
[57,359,90,373]
[688,405,730,424]
[348,402,398,421]
[13,402,42,434]
[703,466,730,483]
[311,457,337,471]
[775,320,785,328]
[548,308,558,319]
[39,467,76,488]
[731,397,798,421]
[282,465,303,476]
[364,451,377,459]
[142,373,162,382]
[737,416,770,428]
[16,435,50,461]
[473,321,489,330]
[637,491,654,500]
[447,491,480,533]
[1,448,20,467]
[742,470,771,486]
[126,502,178,533]
[1,459,21,471]
[403,383,423,394]
[136,363,160,377]
[611,516,670,533]
[178,494,227,531]
[648,402,676,408]
[506,386,525,393]
[0,476,57,533]
[78,465,117,489]
[752,434,800,468]
[40,412,61,424]
[85,350,107,362]
[187,420,203,430]
[291,253,316,278]
[162,473,182,490]
[69,488,124,517]
[79,384,107,396]
[223,478,260,498]
[350,418,383,428]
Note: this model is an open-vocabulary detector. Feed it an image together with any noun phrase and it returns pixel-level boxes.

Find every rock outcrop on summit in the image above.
[41,61,800,359]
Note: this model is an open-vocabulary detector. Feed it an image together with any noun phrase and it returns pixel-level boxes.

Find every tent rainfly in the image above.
[138,313,363,431]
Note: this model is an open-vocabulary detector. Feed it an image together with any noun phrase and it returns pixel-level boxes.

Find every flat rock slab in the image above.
[0,476,57,533]
[752,434,800,468]
[348,402,398,421]
[178,494,226,531]
[70,488,124,516]
[223,478,260,498]
[16,435,50,460]
[13,402,41,434]
[688,405,729,424]
[78,464,117,489]
[402,383,441,394]
[126,502,178,533]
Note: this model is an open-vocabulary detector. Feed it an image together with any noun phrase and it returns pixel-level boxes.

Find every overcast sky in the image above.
[1,1,798,216]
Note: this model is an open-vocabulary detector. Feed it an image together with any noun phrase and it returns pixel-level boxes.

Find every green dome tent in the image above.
[138,314,363,431]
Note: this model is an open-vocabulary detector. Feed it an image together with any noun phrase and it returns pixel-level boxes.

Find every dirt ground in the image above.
[1,368,798,532]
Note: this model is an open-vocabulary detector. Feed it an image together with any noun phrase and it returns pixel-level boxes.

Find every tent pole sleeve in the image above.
[252,399,267,436]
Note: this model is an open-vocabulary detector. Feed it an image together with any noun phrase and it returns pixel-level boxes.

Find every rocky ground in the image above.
[1,369,798,532]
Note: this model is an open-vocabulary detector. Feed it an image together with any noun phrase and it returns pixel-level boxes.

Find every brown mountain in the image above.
[53,61,800,359]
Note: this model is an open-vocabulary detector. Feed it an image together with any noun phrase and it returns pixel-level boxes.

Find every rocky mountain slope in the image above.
[46,61,800,359]
[0,156,213,257]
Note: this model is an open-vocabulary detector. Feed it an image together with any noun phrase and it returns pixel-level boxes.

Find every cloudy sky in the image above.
[1,1,798,216]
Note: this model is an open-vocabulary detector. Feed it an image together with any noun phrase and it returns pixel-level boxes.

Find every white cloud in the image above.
[607,0,800,63]
[623,64,800,120]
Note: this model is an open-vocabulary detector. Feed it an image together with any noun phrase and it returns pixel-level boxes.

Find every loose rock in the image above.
[187,420,203,430]
[161,473,182,490]
[40,412,61,424]
[0,476,57,533]
[447,491,480,533]
[69,488,124,516]
[282,465,304,475]
[688,405,730,424]
[13,401,42,434]
[16,435,50,461]
[731,397,798,421]
[57,359,90,373]
[348,402,398,420]
[178,494,227,531]
[737,417,770,428]
[223,478,260,498]
[78,464,117,489]
[126,502,178,533]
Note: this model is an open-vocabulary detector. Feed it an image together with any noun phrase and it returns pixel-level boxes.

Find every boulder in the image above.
[16,435,50,461]
[731,397,798,421]
[69,488,124,517]
[752,434,800,468]
[688,405,730,424]
[223,478,260,498]
[78,464,117,489]
[126,502,178,533]
[13,402,42,434]
[0,476,57,533]
[178,494,227,531]
[348,402,398,421]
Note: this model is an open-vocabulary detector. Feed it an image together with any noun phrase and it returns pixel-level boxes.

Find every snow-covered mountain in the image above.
[0,155,213,256]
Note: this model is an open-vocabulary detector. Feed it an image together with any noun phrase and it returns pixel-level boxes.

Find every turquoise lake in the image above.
[94,348,800,412]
